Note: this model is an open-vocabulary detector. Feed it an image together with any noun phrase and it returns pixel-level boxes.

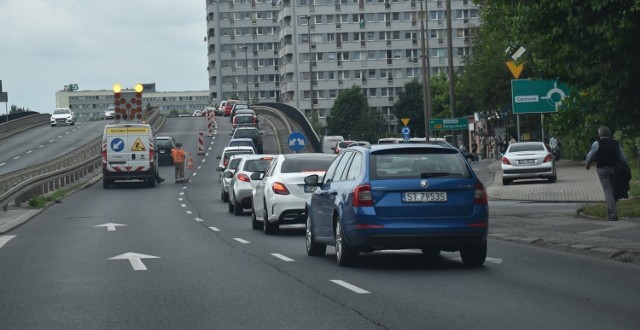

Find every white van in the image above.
[102,123,159,189]
[321,135,344,154]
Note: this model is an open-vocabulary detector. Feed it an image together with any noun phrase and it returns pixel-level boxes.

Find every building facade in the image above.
[206,0,478,133]
[55,84,210,120]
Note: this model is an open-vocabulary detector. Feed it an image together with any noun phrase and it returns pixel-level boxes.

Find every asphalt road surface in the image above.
[1,118,639,329]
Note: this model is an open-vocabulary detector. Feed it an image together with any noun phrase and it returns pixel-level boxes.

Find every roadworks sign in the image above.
[131,137,146,151]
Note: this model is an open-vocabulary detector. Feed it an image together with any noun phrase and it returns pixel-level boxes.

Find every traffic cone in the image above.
[187,153,194,170]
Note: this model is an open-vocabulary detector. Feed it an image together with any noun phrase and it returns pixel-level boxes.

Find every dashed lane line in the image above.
[233,238,250,244]
[271,253,294,262]
[330,280,370,294]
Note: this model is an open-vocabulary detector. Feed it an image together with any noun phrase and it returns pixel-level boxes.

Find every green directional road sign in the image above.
[429,118,468,131]
[511,79,569,114]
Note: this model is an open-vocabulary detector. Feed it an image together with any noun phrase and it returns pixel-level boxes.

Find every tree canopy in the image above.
[326,85,387,142]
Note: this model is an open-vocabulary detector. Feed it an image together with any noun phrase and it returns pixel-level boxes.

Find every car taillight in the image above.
[501,157,511,165]
[102,149,107,168]
[353,184,373,207]
[237,173,250,183]
[543,154,552,163]
[272,182,290,195]
[474,181,488,205]
[223,158,228,167]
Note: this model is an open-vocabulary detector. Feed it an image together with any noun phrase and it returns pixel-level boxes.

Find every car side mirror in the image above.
[216,166,224,172]
[223,171,234,178]
[216,155,221,159]
[250,172,263,180]
[304,174,320,186]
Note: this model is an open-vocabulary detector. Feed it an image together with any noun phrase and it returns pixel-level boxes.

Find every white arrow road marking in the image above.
[0,235,17,248]
[109,252,160,271]
[233,238,250,244]
[271,253,294,262]
[195,218,203,222]
[94,223,127,232]
[209,226,220,232]
[331,280,370,294]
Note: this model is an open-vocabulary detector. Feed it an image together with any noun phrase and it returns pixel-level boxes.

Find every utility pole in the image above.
[306,15,318,132]
[242,45,250,102]
[446,0,457,145]
[419,0,432,139]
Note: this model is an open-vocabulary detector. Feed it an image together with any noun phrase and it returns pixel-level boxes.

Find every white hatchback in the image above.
[501,141,556,185]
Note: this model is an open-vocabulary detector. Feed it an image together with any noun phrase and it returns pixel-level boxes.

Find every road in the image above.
[0,117,639,329]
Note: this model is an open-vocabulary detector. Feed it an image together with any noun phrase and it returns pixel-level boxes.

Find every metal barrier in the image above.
[0,114,50,140]
[255,103,321,152]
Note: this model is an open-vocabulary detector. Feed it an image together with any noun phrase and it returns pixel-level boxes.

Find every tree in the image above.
[326,85,386,142]
[9,105,29,113]
[393,79,425,137]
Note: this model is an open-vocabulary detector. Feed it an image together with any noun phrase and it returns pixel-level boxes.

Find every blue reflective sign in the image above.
[288,131,306,152]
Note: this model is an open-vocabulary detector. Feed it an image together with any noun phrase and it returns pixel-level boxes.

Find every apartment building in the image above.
[55,83,210,120]
[205,0,479,133]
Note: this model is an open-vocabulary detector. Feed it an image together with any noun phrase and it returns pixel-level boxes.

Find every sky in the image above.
[0,0,208,114]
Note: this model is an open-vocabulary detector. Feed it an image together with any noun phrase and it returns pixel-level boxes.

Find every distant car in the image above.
[501,141,556,185]
[156,136,177,165]
[229,103,250,122]
[193,110,203,117]
[231,127,263,154]
[216,146,256,172]
[178,114,191,117]
[104,107,116,120]
[232,114,258,129]
[223,100,240,117]
[334,140,355,154]
[304,144,489,267]
[251,153,336,234]
[228,137,257,153]
[346,141,371,149]
[218,155,245,202]
[228,155,276,215]
[50,108,75,126]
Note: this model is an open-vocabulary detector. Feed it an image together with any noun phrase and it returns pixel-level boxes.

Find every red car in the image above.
[223,100,239,117]
[334,140,355,154]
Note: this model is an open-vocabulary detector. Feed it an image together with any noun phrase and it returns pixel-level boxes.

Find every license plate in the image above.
[402,192,447,202]
[518,159,536,165]
[304,185,316,193]
[160,150,166,153]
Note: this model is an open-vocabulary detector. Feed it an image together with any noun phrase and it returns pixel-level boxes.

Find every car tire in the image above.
[148,179,156,188]
[502,178,511,185]
[306,214,326,256]
[251,206,261,230]
[460,241,487,267]
[263,200,278,235]
[548,175,557,183]
[223,191,229,203]
[228,199,234,213]
[233,199,242,216]
[335,217,358,267]
[102,179,110,189]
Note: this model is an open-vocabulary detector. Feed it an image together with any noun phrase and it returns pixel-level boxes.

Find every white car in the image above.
[104,107,116,120]
[218,155,245,202]
[251,153,336,234]
[501,141,556,185]
[228,155,276,215]
[50,108,75,126]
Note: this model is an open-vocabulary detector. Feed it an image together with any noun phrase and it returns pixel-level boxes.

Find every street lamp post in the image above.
[242,45,249,102]
[306,15,316,129]
[419,0,432,139]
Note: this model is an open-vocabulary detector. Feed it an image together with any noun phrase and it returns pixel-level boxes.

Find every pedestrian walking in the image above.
[171,142,187,183]
[585,127,628,221]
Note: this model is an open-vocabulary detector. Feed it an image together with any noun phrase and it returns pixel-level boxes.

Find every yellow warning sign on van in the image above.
[131,137,146,151]
[106,127,150,134]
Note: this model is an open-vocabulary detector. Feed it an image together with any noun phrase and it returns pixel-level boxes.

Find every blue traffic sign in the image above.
[288,131,306,152]
[402,126,410,141]
[110,138,125,152]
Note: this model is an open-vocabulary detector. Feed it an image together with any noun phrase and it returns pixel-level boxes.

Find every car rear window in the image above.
[371,148,470,179]
[235,116,254,123]
[233,129,259,138]
[281,157,334,173]
[509,143,546,152]
[243,159,273,172]
[156,140,173,148]
[228,158,242,170]
[230,141,254,148]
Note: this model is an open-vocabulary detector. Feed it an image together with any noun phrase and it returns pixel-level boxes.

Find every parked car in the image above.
[334,140,355,154]
[218,155,245,202]
[231,127,264,154]
[232,114,258,129]
[228,138,257,153]
[156,136,177,165]
[251,153,336,234]
[50,108,75,126]
[501,141,556,185]
[303,144,489,267]
[228,155,276,215]
[229,103,250,122]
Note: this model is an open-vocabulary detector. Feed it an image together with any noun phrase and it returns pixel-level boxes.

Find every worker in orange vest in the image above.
[171,142,186,183]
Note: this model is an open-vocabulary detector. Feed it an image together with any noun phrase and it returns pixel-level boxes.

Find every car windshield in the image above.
[510,143,545,152]
[242,159,273,172]
[281,157,334,173]
[233,129,258,138]
[371,149,470,179]
[156,140,174,148]
[230,141,254,148]
[54,109,70,114]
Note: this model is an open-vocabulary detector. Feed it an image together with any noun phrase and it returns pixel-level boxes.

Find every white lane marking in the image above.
[186,211,193,215]
[331,280,370,294]
[233,238,250,244]
[39,145,45,148]
[178,198,183,201]
[182,187,187,190]
[202,159,206,163]
[192,172,197,176]
[271,253,294,262]
[180,192,184,196]
[13,156,20,160]
[49,140,55,143]
[486,257,503,264]
[0,235,17,248]
[209,226,220,232]
[27,150,33,154]
[181,204,186,208]
[0,162,5,167]
[94,223,127,232]
[109,252,160,271]
[65,131,70,134]
[195,218,203,222]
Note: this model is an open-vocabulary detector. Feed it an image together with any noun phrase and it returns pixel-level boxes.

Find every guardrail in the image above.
[256,103,321,152]
[0,109,163,212]
[0,114,50,140]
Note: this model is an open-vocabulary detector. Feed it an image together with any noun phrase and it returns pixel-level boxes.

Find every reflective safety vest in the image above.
[171,148,186,163]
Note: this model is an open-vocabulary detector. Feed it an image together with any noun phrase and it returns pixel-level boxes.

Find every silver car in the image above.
[501,141,556,185]
[228,155,276,215]
[218,155,245,202]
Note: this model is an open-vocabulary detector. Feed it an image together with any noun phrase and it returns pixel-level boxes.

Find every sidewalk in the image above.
[1,160,639,265]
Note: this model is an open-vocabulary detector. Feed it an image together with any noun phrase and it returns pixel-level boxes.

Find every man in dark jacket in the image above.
[585,127,628,221]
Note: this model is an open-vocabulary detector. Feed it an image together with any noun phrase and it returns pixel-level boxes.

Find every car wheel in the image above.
[223,191,229,203]
[148,179,156,188]
[228,199,234,213]
[306,214,326,256]
[102,179,110,189]
[335,217,358,267]
[502,178,511,185]
[460,241,487,267]
[233,199,242,216]
[548,175,557,183]
[251,206,261,230]
[263,200,278,235]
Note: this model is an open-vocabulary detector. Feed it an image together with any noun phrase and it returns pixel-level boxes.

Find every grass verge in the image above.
[28,183,85,208]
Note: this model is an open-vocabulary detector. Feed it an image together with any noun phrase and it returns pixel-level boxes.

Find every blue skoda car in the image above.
[303,143,489,267]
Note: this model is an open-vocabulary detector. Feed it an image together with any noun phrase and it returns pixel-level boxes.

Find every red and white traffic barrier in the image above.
[207,111,216,136]
[197,131,205,155]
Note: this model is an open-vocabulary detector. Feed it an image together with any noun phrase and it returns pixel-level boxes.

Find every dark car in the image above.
[232,114,258,129]
[231,127,263,154]
[156,136,177,165]
[229,103,250,122]
[304,143,489,267]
